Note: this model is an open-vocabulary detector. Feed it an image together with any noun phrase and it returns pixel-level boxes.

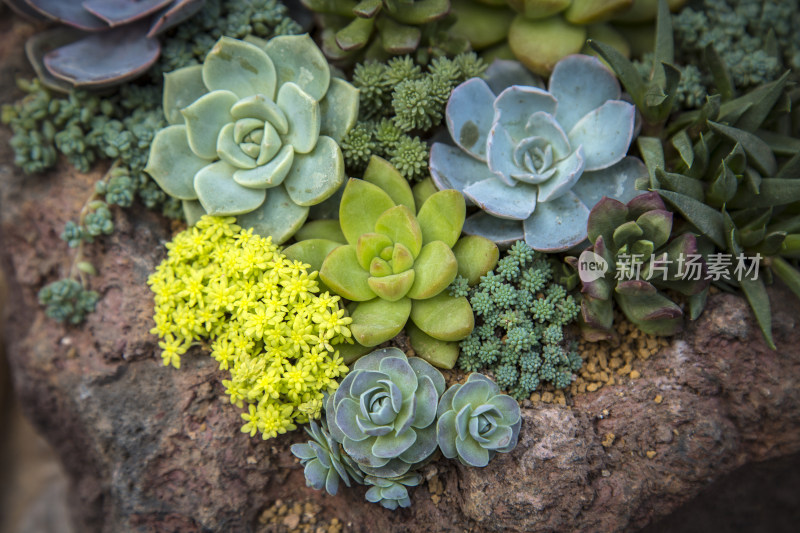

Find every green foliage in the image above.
[37,279,99,325]
[673,0,799,91]
[148,216,353,438]
[457,241,581,400]
[290,419,364,496]
[341,53,487,180]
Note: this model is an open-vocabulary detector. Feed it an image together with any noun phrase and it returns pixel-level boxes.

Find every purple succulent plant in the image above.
[6,0,205,91]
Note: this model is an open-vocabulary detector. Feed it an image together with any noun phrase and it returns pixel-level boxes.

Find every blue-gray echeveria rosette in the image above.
[429,56,646,252]
[290,419,364,496]
[145,34,359,243]
[436,373,521,467]
[364,473,422,510]
[326,347,446,478]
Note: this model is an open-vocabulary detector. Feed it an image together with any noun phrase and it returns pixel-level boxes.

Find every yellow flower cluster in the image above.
[148,216,352,439]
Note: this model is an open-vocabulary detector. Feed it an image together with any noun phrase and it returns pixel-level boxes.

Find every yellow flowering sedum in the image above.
[148,216,352,439]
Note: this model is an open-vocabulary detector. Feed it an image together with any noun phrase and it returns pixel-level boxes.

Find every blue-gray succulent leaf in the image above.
[566,100,635,172]
[410,374,438,429]
[398,423,437,463]
[522,191,591,252]
[408,357,446,397]
[379,355,419,398]
[436,382,461,418]
[485,59,545,94]
[548,54,622,132]
[463,178,538,221]
[436,410,458,458]
[456,435,491,467]
[429,142,494,196]
[445,78,495,161]
[372,429,417,459]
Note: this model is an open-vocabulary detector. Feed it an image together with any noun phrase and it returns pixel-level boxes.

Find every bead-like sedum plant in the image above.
[148,216,353,439]
[430,56,645,251]
[436,373,521,467]
[145,34,359,243]
[566,192,708,339]
[285,156,498,367]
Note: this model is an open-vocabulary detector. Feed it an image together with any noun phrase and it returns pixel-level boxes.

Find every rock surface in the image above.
[2,12,800,533]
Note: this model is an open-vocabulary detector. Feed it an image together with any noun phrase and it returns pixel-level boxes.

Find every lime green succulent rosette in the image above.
[145,34,359,243]
[285,157,499,368]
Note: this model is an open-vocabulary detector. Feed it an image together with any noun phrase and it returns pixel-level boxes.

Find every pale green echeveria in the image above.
[429,55,646,252]
[284,156,498,368]
[364,472,422,510]
[436,373,521,467]
[291,419,364,496]
[327,348,446,478]
[145,34,359,243]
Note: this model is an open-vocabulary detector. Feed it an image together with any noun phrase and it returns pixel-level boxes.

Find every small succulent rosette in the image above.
[436,373,521,467]
[325,347,446,478]
[145,34,359,243]
[284,156,499,367]
[566,192,709,339]
[429,56,647,252]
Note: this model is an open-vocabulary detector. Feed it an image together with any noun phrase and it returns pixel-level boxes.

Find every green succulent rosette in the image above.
[285,156,498,367]
[436,373,521,467]
[145,34,359,243]
[326,347,446,478]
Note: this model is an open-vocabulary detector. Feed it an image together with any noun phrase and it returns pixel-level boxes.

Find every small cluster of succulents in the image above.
[4,0,303,324]
[566,192,708,339]
[341,53,487,181]
[292,348,521,509]
[456,241,582,399]
[37,278,99,325]
[146,34,359,243]
[673,0,800,90]
[430,55,645,251]
[300,0,469,64]
[148,216,353,438]
[285,157,498,367]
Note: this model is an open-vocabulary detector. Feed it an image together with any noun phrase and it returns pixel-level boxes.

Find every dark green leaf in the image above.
[750,231,787,256]
[707,121,777,176]
[723,71,790,132]
[704,44,733,101]
[655,168,704,200]
[588,40,646,109]
[771,257,800,299]
[688,288,709,320]
[756,130,800,157]
[728,179,800,208]
[738,275,775,349]
[775,153,800,180]
[743,167,762,195]
[671,130,694,169]
[768,214,800,234]
[687,132,709,179]
[653,0,674,68]
[779,234,800,258]
[637,136,664,189]
[656,189,726,248]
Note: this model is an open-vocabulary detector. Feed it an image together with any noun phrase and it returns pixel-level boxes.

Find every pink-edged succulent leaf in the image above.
[148,0,206,37]
[614,280,684,336]
[24,26,85,92]
[5,0,47,20]
[627,190,667,219]
[82,0,172,26]
[43,21,159,88]
[586,196,628,248]
[635,209,673,249]
[578,295,615,341]
[27,0,108,30]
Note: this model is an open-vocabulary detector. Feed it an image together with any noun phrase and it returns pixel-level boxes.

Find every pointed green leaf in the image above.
[720,71,790,132]
[656,189,726,248]
[671,130,694,169]
[728,179,800,209]
[350,298,412,347]
[406,322,459,370]
[703,44,733,102]
[588,39,646,108]
[320,244,376,301]
[409,293,474,342]
[707,121,777,177]
[340,179,396,245]
[772,257,800,300]
[738,275,775,350]
[654,168,704,201]
[756,130,800,157]
[452,236,499,286]
[363,156,415,213]
[407,241,458,300]
[653,0,674,72]
[637,136,665,189]
[416,190,465,248]
[374,206,423,258]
